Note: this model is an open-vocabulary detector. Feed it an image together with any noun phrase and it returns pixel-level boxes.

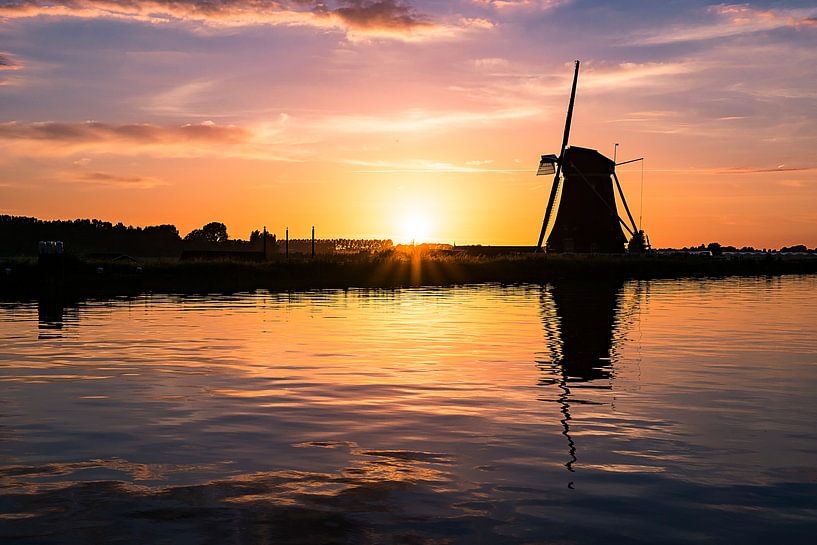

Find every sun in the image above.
[399,210,433,244]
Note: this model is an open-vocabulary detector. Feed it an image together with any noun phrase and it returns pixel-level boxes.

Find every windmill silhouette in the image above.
[535,61,650,253]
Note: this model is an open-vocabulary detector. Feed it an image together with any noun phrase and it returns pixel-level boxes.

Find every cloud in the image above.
[0,1,487,41]
[0,119,249,144]
[635,3,817,45]
[0,51,23,86]
[66,171,169,189]
[470,57,511,71]
[0,52,20,69]
[331,0,430,31]
[0,120,300,160]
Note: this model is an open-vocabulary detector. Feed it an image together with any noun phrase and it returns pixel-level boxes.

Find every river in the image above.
[1,275,816,544]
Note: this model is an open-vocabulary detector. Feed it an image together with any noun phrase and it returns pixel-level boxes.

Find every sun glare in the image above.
[399,211,433,244]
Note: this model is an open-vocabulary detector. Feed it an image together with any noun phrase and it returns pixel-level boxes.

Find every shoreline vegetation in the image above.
[2,252,817,300]
[2,215,817,299]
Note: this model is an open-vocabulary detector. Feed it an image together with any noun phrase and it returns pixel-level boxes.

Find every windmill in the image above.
[535,61,650,253]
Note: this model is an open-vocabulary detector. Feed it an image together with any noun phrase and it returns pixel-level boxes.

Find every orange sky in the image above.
[1,1,816,248]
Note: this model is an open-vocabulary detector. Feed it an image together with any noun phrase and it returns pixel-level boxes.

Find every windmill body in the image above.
[546,146,626,253]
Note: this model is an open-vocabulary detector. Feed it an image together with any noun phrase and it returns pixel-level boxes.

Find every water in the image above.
[1,276,816,544]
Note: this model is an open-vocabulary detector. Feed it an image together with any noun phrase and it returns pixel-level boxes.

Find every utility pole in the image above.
[285,227,289,258]
[311,226,315,258]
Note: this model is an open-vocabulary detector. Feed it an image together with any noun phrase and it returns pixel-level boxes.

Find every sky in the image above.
[1,0,816,247]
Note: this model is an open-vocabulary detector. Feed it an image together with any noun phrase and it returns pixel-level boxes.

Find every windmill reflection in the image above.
[538,279,639,478]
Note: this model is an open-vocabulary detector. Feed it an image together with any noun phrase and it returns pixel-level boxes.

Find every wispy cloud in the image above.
[468,0,566,11]
[635,3,817,45]
[345,158,531,173]
[578,61,699,90]
[0,1,491,41]
[316,107,540,134]
[142,80,217,116]
[451,60,700,112]
[717,165,817,174]
[616,165,817,175]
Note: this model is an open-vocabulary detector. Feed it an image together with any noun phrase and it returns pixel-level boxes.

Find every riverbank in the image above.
[2,253,816,299]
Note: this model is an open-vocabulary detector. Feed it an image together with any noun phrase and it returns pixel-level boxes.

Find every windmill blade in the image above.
[537,168,563,249]
[559,61,581,168]
[539,61,581,248]
[537,60,580,251]
[612,171,639,234]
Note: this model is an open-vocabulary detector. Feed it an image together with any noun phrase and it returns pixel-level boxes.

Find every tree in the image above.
[184,222,228,243]
[780,244,807,253]
[707,242,722,256]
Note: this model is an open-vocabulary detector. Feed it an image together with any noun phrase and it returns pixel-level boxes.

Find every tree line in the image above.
[0,216,184,257]
[679,242,816,255]
[0,216,394,257]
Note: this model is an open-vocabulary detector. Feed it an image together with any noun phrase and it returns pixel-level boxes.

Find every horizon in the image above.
[4,212,816,251]
[2,1,816,248]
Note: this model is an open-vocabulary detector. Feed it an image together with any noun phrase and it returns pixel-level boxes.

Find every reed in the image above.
[1,252,816,299]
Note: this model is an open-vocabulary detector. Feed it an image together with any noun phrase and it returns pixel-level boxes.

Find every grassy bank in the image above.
[2,253,816,299]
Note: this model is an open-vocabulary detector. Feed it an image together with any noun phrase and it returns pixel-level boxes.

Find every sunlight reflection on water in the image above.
[1,276,817,543]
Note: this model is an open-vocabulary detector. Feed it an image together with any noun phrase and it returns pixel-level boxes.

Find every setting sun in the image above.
[398,210,433,244]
